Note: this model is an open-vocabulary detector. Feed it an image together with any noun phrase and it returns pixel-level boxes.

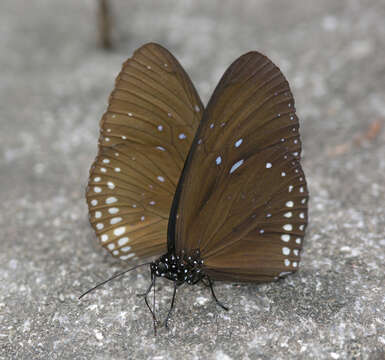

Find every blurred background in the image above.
[1,1,384,359]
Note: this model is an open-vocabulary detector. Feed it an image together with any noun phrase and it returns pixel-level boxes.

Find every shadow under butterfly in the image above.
[81,43,309,333]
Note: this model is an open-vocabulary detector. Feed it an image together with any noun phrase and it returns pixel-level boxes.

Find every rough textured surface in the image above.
[1,1,384,359]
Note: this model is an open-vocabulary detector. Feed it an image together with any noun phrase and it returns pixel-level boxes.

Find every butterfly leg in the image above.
[136,284,151,297]
[207,276,229,311]
[136,268,155,297]
[164,281,178,329]
[141,275,158,335]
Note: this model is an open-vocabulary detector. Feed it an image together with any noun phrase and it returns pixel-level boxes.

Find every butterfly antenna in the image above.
[79,262,152,300]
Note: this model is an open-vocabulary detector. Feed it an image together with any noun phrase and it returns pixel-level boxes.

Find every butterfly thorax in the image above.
[151,250,204,284]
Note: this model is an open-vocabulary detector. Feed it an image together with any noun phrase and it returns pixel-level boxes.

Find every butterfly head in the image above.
[151,250,204,285]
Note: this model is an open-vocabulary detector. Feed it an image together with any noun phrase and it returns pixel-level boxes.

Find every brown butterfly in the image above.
[83,43,309,331]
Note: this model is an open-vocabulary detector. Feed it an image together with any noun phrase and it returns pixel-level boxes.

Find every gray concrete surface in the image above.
[1,1,384,359]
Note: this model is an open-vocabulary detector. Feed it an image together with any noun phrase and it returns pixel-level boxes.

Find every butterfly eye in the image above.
[157,262,167,273]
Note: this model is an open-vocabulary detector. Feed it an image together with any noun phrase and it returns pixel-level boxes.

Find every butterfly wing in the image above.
[86,43,203,261]
[171,51,308,281]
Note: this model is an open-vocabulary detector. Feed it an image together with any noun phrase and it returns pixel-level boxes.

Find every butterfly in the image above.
[83,42,309,331]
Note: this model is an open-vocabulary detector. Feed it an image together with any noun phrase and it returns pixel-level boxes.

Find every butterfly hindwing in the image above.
[171,51,308,281]
[86,43,203,261]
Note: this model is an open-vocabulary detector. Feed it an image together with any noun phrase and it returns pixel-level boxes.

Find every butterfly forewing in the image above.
[172,52,308,281]
[86,43,203,261]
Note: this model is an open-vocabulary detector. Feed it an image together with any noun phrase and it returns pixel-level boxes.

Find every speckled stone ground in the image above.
[1,1,384,359]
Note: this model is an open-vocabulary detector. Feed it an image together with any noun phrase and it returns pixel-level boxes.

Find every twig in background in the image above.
[98,0,113,49]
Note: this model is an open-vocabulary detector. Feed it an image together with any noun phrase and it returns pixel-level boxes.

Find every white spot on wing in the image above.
[109,207,119,214]
[106,197,117,204]
[178,133,186,139]
[94,187,102,193]
[279,271,292,277]
[157,176,165,182]
[282,247,291,255]
[157,125,163,131]
[281,234,290,242]
[118,237,129,246]
[284,259,291,267]
[235,139,243,148]
[101,234,108,242]
[286,201,294,207]
[266,162,272,168]
[107,181,115,189]
[110,217,122,225]
[91,199,98,206]
[114,227,125,237]
[230,159,244,174]
[216,156,222,165]
[120,253,135,260]
[283,224,293,231]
